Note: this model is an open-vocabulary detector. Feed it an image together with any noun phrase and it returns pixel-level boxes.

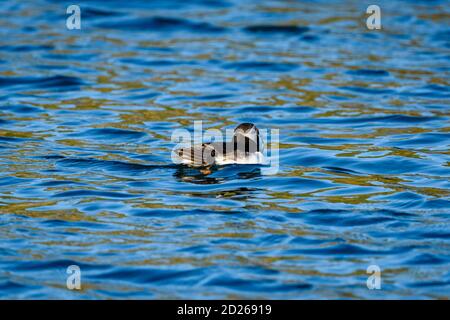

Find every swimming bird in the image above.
[175,123,264,167]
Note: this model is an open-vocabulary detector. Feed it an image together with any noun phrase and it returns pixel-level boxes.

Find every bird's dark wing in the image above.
[175,143,216,167]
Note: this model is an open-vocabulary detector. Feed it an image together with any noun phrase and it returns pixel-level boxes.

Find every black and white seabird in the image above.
[175,123,264,167]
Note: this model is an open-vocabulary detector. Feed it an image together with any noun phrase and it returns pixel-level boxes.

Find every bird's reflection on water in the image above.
[173,164,262,184]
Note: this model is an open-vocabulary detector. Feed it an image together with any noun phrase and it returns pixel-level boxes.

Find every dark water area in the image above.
[0,0,449,299]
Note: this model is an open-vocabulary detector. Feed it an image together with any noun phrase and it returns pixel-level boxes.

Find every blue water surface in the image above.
[0,0,449,299]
